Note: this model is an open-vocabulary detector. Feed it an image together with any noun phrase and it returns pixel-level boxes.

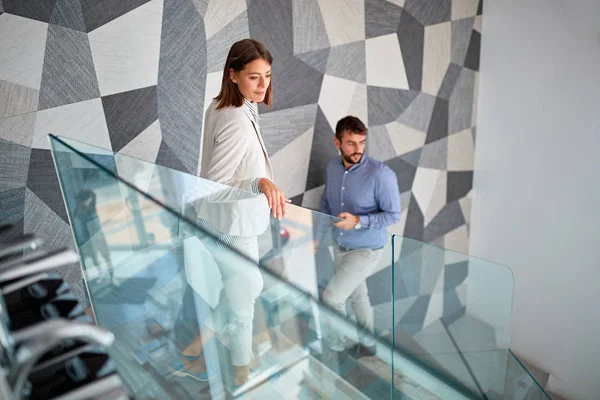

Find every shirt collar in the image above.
[243,98,260,123]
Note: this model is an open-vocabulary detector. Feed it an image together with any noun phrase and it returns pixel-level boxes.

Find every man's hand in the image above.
[333,212,359,231]
[258,178,291,220]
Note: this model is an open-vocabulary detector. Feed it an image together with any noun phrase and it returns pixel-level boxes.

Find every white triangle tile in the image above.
[203,0,246,39]
[472,72,479,126]
[348,83,368,125]
[385,0,405,6]
[88,0,163,96]
[386,121,426,156]
[204,71,223,115]
[317,0,365,46]
[32,98,111,151]
[459,195,472,224]
[422,22,451,96]
[423,292,444,328]
[118,119,162,163]
[366,34,409,89]
[301,184,324,210]
[424,171,447,226]
[318,74,357,130]
[0,14,48,90]
[444,225,469,254]
[452,0,479,21]
[447,128,474,171]
[271,127,314,199]
[474,15,482,33]
[0,112,37,146]
[412,167,441,215]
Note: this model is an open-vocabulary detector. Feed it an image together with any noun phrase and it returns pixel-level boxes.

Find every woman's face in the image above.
[230,58,271,103]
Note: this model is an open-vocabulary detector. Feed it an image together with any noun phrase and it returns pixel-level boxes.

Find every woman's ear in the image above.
[229,68,238,84]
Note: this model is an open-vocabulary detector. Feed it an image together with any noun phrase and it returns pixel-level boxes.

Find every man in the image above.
[316,115,401,358]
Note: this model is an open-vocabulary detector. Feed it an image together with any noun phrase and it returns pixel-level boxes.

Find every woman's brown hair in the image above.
[214,39,273,109]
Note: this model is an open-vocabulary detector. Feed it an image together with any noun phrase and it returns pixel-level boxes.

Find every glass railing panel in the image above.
[391,235,549,399]
[504,351,551,399]
[49,135,428,399]
[444,252,513,398]
[51,135,399,363]
[60,137,392,334]
[52,134,554,399]
[391,235,483,398]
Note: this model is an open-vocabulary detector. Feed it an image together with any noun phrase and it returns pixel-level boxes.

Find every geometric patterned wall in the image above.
[0,0,481,302]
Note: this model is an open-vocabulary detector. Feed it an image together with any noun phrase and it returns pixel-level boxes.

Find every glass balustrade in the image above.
[49,134,549,399]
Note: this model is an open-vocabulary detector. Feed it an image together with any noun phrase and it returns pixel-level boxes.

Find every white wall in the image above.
[469,1,600,399]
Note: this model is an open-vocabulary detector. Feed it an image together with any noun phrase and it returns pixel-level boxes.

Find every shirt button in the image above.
[341,203,344,206]
[345,171,348,174]
[342,187,345,190]
[340,233,344,236]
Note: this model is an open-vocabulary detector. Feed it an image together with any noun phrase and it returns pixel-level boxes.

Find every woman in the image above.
[173,39,289,388]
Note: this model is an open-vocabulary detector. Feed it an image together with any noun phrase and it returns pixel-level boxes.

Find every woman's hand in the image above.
[258,178,291,220]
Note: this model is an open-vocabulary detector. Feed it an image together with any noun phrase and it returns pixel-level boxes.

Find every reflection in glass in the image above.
[49,135,550,399]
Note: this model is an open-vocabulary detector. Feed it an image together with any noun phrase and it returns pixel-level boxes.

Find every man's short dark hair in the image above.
[335,116,368,141]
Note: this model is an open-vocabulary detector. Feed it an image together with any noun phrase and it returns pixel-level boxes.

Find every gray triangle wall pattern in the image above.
[0,0,482,329]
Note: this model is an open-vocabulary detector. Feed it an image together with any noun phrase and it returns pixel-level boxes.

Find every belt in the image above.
[336,243,384,252]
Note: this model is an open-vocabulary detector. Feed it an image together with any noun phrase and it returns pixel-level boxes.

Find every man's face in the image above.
[335,130,366,166]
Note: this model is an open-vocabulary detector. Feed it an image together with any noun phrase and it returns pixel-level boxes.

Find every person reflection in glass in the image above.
[73,189,115,285]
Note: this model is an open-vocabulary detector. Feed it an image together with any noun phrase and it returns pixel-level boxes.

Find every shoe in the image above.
[233,364,251,386]
[348,343,377,358]
[323,346,348,365]
[169,352,217,382]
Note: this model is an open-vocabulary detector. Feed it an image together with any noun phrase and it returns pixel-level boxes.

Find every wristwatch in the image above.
[354,215,361,229]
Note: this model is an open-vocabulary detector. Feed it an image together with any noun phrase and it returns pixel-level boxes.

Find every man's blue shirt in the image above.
[318,155,401,249]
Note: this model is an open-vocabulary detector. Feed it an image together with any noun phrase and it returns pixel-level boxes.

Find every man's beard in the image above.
[342,151,363,165]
